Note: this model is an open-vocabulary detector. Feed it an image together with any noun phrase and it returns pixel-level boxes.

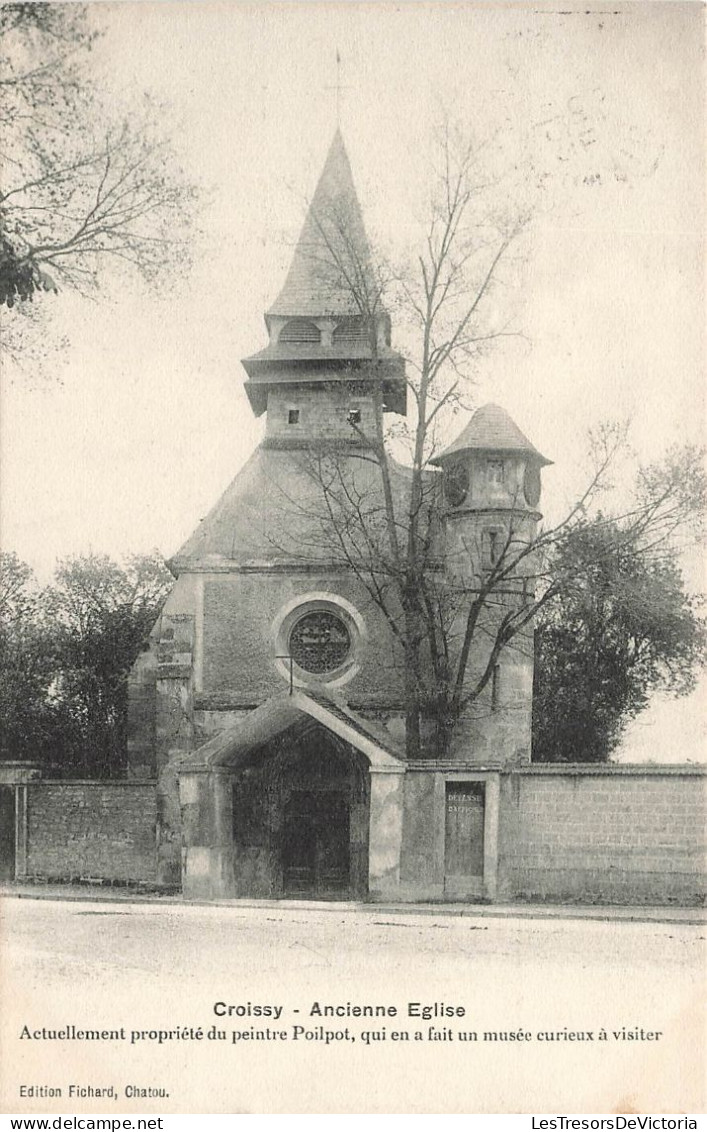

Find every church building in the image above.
[6,130,700,909]
[126,130,550,902]
[1,135,700,907]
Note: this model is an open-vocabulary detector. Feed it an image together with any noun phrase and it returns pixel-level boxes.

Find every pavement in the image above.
[3,887,705,1113]
[2,880,704,924]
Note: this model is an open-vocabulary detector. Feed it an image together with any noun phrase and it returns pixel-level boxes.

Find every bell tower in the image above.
[241,130,406,446]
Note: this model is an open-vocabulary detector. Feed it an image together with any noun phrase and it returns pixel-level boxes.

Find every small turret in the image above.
[432,403,551,585]
[433,402,551,513]
[433,404,552,766]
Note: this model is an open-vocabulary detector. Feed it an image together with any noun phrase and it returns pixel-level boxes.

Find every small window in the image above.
[288,409,300,425]
[347,407,361,426]
[444,462,469,507]
[482,530,500,568]
[487,459,505,488]
[491,665,501,711]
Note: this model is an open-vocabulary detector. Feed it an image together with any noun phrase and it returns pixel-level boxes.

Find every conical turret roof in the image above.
[433,403,551,465]
[267,130,374,320]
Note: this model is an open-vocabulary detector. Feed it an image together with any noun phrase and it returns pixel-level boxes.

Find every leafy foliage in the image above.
[532,519,707,762]
[0,551,172,776]
[0,553,59,762]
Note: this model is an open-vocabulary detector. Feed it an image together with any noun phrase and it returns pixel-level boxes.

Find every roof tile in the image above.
[433,403,551,465]
[268,130,376,319]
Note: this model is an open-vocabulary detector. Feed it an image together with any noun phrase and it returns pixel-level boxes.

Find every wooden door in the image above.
[444,782,484,898]
[283,791,350,898]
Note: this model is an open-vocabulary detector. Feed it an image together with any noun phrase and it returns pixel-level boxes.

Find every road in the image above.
[1,896,704,1114]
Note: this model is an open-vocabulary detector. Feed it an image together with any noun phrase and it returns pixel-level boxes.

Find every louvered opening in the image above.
[333,318,370,345]
[279,319,321,344]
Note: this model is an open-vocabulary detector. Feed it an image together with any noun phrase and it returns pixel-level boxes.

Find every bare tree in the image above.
[278,126,705,760]
[0,4,198,314]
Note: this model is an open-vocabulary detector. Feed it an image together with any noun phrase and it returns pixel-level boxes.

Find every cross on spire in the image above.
[324,49,352,127]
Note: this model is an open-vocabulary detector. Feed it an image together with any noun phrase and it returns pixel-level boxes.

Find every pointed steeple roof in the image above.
[241,130,407,418]
[433,403,552,465]
[267,130,374,320]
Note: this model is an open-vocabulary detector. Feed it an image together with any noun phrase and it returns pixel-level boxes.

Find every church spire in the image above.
[242,131,407,420]
[267,130,373,320]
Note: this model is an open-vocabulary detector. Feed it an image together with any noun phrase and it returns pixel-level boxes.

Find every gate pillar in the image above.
[179,766,234,898]
[368,766,405,900]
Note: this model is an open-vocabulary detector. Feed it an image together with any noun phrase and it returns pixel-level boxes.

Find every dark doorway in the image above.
[0,787,16,881]
[283,790,350,897]
[230,725,370,900]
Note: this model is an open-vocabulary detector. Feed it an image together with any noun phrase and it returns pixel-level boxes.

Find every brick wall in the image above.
[24,782,157,883]
[499,766,707,904]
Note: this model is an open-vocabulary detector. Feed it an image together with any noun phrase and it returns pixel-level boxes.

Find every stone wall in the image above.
[399,771,440,899]
[23,781,157,883]
[265,384,379,443]
[201,572,405,704]
[498,766,706,905]
[14,764,705,905]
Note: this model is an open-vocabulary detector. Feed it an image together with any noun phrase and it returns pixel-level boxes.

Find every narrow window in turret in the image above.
[487,459,505,488]
[288,409,300,425]
[482,529,501,571]
[347,407,361,425]
[491,665,501,711]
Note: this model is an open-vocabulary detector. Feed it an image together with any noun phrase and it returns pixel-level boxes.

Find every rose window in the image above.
[289,610,352,674]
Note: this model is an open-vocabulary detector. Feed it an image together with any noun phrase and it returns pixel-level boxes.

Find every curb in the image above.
[2,886,705,926]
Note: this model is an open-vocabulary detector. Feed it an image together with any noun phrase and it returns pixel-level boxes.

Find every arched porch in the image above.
[177,691,406,901]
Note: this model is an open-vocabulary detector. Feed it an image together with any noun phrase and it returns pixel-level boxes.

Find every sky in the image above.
[0,1,704,761]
